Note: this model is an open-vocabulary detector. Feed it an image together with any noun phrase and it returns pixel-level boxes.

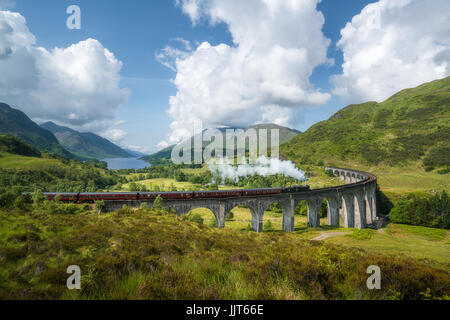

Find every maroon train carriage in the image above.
[242,188,283,197]
[78,193,138,202]
[22,186,311,204]
[43,193,78,202]
[139,192,194,200]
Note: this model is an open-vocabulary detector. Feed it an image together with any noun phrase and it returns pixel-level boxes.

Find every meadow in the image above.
[0,207,448,300]
[115,165,342,192]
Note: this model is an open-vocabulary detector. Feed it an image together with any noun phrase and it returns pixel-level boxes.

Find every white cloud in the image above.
[331,0,450,103]
[160,0,331,145]
[156,141,171,150]
[113,120,125,126]
[0,11,130,127]
[101,129,127,143]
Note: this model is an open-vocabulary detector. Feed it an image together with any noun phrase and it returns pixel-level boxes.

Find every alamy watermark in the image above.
[171,121,280,165]
[366,265,381,290]
[67,265,81,290]
[66,5,81,30]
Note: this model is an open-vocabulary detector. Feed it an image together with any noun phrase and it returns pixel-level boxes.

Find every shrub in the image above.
[320,200,328,218]
[209,216,218,227]
[268,202,282,213]
[296,201,308,216]
[226,211,234,221]
[325,169,335,177]
[182,213,204,225]
[389,191,449,229]
[116,205,134,215]
[13,196,26,210]
[346,229,375,240]
[32,190,46,211]
[153,195,164,210]
[437,167,450,175]
[94,200,105,214]
[140,202,148,209]
[264,220,275,232]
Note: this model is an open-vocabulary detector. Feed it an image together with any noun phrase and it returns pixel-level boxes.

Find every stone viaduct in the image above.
[104,167,378,232]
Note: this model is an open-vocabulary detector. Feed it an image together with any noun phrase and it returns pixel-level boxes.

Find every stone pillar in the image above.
[307,198,321,228]
[215,203,226,229]
[342,194,355,228]
[354,192,366,229]
[371,187,377,221]
[326,196,340,227]
[251,208,264,233]
[339,171,345,182]
[282,197,295,232]
[345,173,352,184]
[365,191,373,225]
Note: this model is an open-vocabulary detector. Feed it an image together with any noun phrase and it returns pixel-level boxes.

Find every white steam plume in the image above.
[208,156,307,184]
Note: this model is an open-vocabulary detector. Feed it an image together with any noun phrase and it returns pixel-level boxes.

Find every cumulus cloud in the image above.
[160,0,331,145]
[0,11,130,127]
[331,0,450,103]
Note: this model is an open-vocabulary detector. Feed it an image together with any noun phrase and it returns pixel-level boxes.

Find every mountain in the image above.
[41,121,133,160]
[0,103,73,158]
[143,124,301,163]
[281,77,450,169]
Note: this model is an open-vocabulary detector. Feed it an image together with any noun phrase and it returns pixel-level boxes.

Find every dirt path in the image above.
[311,232,349,241]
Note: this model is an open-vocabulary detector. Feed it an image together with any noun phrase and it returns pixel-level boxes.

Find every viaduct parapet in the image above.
[104,167,378,232]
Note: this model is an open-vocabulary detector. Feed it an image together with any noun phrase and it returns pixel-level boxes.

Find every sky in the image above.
[0,0,449,154]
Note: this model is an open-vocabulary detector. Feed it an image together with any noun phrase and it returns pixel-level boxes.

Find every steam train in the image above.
[22,186,310,203]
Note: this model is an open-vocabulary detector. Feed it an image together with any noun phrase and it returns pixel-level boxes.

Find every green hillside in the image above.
[0,103,73,158]
[0,134,41,158]
[0,135,123,194]
[281,77,450,169]
[41,121,132,160]
[144,124,300,163]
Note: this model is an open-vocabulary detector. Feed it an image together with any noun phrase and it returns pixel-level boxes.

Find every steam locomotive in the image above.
[23,186,310,203]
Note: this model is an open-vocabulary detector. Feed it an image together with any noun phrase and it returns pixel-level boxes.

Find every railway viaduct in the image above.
[103,167,378,232]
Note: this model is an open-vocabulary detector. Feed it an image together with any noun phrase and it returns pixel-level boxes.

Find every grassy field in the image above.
[189,207,450,272]
[295,161,449,195]
[120,178,202,191]
[118,165,342,192]
[0,208,448,300]
[373,165,449,194]
[324,224,450,272]
[190,207,329,232]
[0,152,63,170]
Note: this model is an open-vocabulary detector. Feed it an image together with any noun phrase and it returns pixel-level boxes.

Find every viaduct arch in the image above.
[104,167,378,232]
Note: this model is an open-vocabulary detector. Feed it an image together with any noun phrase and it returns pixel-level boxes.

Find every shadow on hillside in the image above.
[377,186,394,215]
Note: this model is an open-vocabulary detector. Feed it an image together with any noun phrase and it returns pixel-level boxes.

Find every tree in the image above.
[153,195,164,210]
[32,190,46,210]
[140,202,148,209]
[94,200,105,214]
[264,220,275,232]
[14,196,26,210]
[175,171,186,182]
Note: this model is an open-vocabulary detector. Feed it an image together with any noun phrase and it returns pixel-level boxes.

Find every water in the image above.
[103,158,150,170]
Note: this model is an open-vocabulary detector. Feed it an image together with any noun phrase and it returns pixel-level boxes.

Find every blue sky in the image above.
[1,0,448,154]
